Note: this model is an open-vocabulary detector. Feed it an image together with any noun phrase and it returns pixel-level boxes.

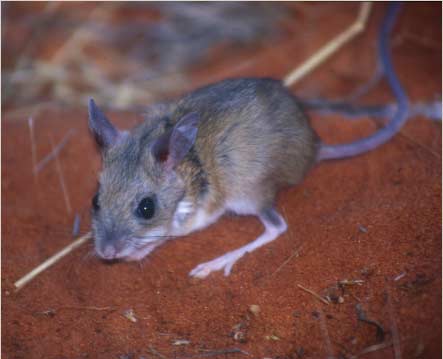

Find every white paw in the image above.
[189,250,244,278]
[189,211,287,279]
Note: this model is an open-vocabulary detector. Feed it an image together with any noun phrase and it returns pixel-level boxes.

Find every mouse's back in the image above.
[171,78,319,212]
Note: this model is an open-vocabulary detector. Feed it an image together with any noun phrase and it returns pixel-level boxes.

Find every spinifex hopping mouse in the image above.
[89,79,321,278]
[88,5,408,278]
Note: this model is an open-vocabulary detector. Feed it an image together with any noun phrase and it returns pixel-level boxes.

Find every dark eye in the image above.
[136,197,155,219]
[92,193,100,211]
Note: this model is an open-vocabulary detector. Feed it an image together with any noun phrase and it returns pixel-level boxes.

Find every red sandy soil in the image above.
[2,3,441,359]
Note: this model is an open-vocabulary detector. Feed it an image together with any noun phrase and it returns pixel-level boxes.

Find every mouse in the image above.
[88,4,407,278]
[88,79,319,278]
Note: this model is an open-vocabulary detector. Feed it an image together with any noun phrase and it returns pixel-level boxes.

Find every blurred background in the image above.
[3,2,441,116]
[2,2,296,112]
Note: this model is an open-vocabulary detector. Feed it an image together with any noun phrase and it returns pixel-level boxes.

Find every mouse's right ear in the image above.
[88,98,120,150]
[151,112,200,170]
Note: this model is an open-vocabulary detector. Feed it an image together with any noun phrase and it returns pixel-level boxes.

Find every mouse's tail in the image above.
[317,2,409,162]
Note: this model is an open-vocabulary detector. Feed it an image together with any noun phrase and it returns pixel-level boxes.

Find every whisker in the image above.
[28,117,38,180]
[49,134,72,215]
[34,128,75,174]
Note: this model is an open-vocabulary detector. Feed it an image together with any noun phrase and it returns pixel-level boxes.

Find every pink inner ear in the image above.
[153,143,174,172]
[151,130,172,164]
[157,148,169,163]
[156,145,176,172]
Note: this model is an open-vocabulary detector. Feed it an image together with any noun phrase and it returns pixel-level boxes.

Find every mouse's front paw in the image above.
[189,250,244,278]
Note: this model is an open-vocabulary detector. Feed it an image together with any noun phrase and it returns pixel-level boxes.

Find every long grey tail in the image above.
[317,2,408,162]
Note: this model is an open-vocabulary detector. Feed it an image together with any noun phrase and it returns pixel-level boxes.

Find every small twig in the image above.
[348,292,362,303]
[59,305,116,311]
[49,134,72,215]
[271,245,302,276]
[349,341,393,358]
[386,287,402,359]
[179,348,249,359]
[148,346,169,359]
[14,232,92,291]
[34,309,56,317]
[393,272,406,281]
[34,129,75,173]
[297,284,330,305]
[398,131,441,159]
[36,306,116,315]
[270,206,303,276]
[283,2,372,86]
[338,279,365,286]
[393,30,442,50]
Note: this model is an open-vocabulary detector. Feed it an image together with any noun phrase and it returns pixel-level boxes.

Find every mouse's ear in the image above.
[88,98,120,149]
[151,112,200,169]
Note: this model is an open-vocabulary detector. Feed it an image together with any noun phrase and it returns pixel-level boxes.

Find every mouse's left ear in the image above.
[151,112,200,170]
[88,98,121,150]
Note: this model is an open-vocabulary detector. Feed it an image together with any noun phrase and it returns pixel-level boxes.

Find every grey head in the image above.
[88,99,200,261]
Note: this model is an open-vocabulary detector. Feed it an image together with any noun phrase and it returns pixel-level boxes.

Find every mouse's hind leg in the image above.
[189,208,287,278]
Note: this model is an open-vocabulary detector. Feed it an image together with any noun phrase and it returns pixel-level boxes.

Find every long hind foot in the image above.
[189,208,287,278]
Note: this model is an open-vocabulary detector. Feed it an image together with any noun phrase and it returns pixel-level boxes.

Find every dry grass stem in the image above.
[399,131,441,159]
[60,306,116,311]
[14,232,92,291]
[148,346,169,359]
[350,341,393,358]
[297,284,330,305]
[49,134,72,215]
[180,348,249,359]
[386,287,402,359]
[271,245,302,276]
[283,2,372,86]
[338,279,365,286]
[35,129,75,173]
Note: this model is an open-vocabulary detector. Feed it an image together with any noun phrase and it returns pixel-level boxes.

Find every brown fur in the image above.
[89,78,318,261]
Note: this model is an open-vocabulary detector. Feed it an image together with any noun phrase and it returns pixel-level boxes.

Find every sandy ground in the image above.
[2,3,442,359]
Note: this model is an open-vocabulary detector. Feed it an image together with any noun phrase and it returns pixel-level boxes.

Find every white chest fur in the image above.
[171,199,224,236]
